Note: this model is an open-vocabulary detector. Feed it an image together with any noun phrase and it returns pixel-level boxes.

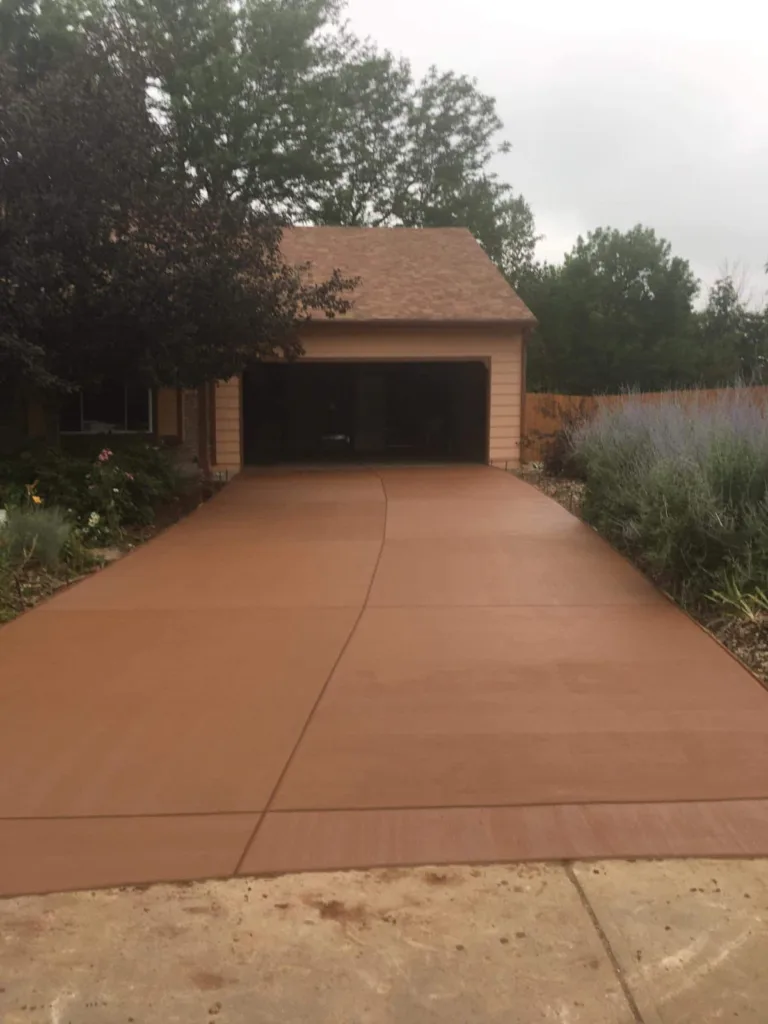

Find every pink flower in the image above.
[97,448,113,463]
[125,472,134,481]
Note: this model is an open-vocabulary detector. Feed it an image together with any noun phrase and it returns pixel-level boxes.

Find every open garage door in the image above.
[242,361,489,464]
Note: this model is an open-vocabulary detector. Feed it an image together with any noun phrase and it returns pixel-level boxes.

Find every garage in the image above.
[242,360,489,464]
[198,227,534,477]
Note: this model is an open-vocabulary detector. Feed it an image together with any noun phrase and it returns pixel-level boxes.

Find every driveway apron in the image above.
[1,466,768,895]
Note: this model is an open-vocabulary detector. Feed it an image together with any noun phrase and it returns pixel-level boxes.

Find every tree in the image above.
[0,40,353,395]
[454,182,538,288]
[0,0,99,82]
[0,0,537,273]
[310,55,538,280]
[694,275,768,385]
[521,226,700,394]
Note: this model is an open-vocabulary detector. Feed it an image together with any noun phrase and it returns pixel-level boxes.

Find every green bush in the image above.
[537,397,592,479]
[0,546,15,622]
[0,440,187,542]
[1,506,72,569]
[571,390,768,606]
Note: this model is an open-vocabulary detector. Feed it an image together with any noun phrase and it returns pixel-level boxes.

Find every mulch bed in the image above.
[0,563,89,623]
[518,467,768,689]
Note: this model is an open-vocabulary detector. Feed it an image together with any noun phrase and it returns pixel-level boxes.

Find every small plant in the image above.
[1,506,73,570]
[708,579,768,621]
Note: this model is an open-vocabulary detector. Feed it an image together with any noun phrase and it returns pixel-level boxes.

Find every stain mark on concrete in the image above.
[190,971,230,991]
[305,898,369,928]
[375,868,409,883]
[422,871,461,887]
[1,917,44,938]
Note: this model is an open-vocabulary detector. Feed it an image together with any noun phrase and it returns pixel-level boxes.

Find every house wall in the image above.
[206,324,523,472]
[294,325,524,468]
[16,325,522,471]
[24,388,178,443]
[156,388,179,438]
[213,377,242,475]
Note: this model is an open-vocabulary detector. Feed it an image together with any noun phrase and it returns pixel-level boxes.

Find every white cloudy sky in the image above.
[344,0,768,304]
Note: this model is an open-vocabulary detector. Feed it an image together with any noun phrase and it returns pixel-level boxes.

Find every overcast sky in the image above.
[345,0,768,304]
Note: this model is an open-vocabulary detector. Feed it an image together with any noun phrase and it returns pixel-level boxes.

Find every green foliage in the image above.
[709,579,768,621]
[520,226,700,395]
[129,0,537,265]
[0,0,537,286]
[0,0,98,84]
[571,391,768,606]
[0,441,188,541]
[0,19,355,394]
[518,241,768,398]
[536,397,591,479]
[1,505,72,568]
[0,546,18,622]
[695,275,768,386]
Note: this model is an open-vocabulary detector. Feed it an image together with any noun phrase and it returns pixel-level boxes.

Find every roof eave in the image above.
[302,315,538,329]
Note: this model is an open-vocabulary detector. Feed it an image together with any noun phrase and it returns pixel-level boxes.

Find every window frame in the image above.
[60,385,154,435]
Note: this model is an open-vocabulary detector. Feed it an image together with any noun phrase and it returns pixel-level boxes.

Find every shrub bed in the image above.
[571,389,768,608]
[0,440,192,620]
[0,441,187,542]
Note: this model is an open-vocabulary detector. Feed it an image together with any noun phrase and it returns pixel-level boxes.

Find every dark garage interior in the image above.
[242,360,489,464]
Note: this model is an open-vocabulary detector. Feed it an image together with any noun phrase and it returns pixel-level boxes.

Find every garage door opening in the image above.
[243,361,489,464]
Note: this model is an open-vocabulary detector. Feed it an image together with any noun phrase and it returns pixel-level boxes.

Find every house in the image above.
[27,227,536,473]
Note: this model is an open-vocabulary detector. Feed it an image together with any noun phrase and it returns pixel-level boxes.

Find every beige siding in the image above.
[215,325,524,470]
[488,343,523,468]
[156,388,179,438]
[302,326,523,468]
[213,377,242,476]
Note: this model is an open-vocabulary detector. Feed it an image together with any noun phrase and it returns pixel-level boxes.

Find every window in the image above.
[60,384,153,434]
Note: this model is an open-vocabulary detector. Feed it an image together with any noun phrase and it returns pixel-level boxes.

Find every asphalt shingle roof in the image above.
[281,226,536,324]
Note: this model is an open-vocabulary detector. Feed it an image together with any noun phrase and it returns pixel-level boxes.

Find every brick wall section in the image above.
[213,377,242,476]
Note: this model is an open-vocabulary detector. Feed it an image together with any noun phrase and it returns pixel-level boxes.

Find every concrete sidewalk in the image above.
[2,859,766,1023]
[2,466,768,896]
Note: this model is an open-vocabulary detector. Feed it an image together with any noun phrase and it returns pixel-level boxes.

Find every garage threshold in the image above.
[240,460,489,472]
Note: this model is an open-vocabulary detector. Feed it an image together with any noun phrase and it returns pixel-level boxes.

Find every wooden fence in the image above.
[522,387,768,462]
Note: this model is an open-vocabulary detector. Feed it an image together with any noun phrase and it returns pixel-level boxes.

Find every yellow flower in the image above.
[31,495,43,505]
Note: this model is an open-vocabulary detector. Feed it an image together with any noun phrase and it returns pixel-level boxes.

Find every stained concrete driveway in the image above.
[1,465,768,896]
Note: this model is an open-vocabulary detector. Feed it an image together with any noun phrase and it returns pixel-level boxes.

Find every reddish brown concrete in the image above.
[2,465,768,895]
[241,801,768,876]
[0,815,258,898]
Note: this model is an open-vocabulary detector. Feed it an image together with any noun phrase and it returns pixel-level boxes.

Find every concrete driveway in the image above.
[1,465,768,896]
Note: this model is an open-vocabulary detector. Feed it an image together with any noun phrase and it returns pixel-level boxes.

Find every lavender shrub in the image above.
[570,389,768,605]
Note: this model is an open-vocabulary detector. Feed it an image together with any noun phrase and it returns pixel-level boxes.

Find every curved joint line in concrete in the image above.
[232,469,389,875]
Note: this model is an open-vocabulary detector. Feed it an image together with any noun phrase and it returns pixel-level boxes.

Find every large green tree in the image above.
[521,226,700,394]
[0,0,537,279]
[0,37,353,394]
[694,275,768,385]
